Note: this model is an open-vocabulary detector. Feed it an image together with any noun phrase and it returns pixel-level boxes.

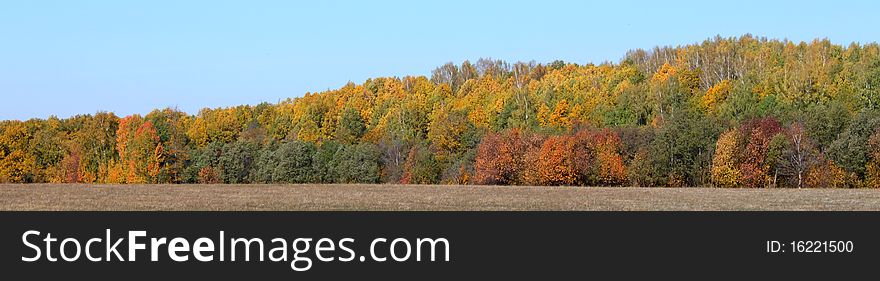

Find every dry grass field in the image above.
[1,184,879,211]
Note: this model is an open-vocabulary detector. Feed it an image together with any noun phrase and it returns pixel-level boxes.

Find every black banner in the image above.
[0,212,876,279]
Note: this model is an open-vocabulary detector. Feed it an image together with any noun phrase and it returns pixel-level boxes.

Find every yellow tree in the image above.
[0,122,34,183]
[427,105,471,162]
[866,131,880,187]
[702,80,732,114]
[711,129,741,187]
[548,99,572,129]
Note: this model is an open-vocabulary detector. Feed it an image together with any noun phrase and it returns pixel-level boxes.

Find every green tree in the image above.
[312,141,342,183]
[269,141,317,183]
[184,142,223,183]
[335,108,366,144]
[648,106,718,186]
[218,141,259,184]
[401,143,440,184]
[332,143,380,183]
[827,111,880,185]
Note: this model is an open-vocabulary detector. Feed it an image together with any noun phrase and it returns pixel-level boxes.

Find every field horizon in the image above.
[2,184,878,211]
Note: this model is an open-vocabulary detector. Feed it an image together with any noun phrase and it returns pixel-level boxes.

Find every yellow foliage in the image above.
[295,118,321,143]
[537,104,551,127]
[569,104,584,125]
[805,159,847,188]
[711,129,740,187]
[702,80,732,113]
[467,107,489,129]
[80,167,97,183]
[0,150,34,183]
[548,99,571,128]
[651,63,677,84]
[865,132,880,188]
[866,163,880,188]
[106,160,125,184]
[427,106,466,161]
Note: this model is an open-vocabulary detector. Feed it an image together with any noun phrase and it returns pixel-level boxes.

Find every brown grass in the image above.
[0,184,878,211]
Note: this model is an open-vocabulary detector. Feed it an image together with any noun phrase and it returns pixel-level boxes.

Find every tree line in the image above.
[2,35,880,187]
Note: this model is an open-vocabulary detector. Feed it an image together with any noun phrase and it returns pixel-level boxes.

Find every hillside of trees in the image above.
[2,35,880,187]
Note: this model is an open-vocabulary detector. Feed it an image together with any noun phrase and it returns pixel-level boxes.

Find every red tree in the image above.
[738,118,783,188]
[474,129,543,185]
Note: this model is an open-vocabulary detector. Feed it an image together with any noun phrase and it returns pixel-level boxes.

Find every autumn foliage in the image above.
[2,35,880,187]
[866,131,880,187]
[536,135,578,185]
[474,128,626,186]
[738,118,784,188]
[711,129,740,187]
[474,129,543,185]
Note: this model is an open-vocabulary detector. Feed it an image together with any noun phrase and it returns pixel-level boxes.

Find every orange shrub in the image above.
[536,136,577,185]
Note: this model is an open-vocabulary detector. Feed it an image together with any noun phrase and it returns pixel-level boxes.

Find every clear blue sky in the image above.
[2,0,878,120]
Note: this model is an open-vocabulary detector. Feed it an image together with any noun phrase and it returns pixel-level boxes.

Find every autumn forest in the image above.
[2,35,880,188]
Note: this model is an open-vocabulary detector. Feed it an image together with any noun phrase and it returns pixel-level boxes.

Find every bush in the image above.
[218,141,259,184]
[473,129,543,185]
[197,166,220,184]
[312,141,341,183]
[827,111,880,186]
[250,143,278,183]
[401,143,440,184]
[271,141,317,183]
[647,107,719,186]
[332,142,381,183]
[184,142,222,183]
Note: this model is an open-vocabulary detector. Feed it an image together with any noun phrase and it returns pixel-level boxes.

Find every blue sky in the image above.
[1,0,879,120]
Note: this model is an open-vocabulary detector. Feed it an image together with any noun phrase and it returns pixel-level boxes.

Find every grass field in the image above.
[1,184,879,211]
